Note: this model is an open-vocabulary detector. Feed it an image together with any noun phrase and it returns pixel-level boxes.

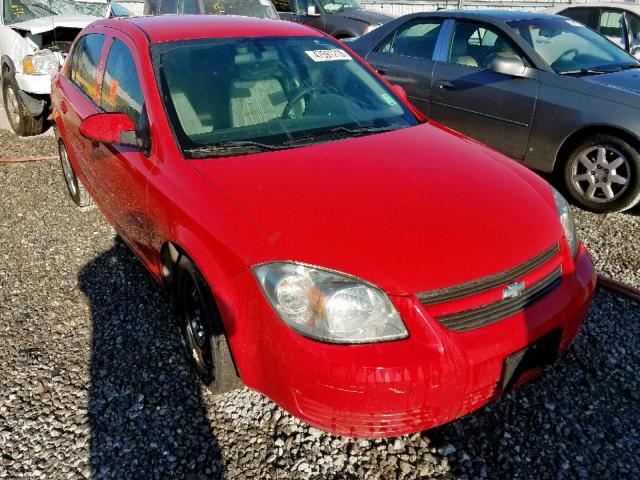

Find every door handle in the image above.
[436,80,456,91]
[372,65,387,76]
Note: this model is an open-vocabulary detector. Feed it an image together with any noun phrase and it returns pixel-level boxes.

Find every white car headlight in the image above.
[253,262,408,344]
[23,50,60,75]
[551,187,578,257]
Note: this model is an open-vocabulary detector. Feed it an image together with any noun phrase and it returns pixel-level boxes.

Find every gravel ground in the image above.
[0,129,638,479]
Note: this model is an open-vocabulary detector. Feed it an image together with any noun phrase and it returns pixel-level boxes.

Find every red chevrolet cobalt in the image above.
[51,15,596,437]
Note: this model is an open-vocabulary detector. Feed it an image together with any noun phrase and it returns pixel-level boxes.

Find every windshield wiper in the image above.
[328,125,400,135]
[283,125,398,147]
[559,68,611,76]
[185,140,287,158]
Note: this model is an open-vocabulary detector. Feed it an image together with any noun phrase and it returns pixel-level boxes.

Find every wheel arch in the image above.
[159,233,248,380]
[554,124,640,173]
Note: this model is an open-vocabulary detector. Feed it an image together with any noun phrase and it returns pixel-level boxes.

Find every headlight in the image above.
[364,24,380,34]
[23,50,60,75]
[253,262,408,344]
[551,187,578,257]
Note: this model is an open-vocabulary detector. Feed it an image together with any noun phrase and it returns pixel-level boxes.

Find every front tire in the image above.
[174,255,241,395]
[2,73,48,137]
[563,134,640,213]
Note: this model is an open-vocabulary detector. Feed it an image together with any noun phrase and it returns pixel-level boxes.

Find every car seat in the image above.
[230,49,288,127]
[450,37,478,68]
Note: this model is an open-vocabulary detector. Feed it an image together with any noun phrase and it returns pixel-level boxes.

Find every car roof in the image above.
[101,15,321,43]
[425,9,565,22]
[547,2,640,15]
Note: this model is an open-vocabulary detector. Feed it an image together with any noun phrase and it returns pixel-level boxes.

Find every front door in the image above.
[430,20,539,160]
[364,17,445,115]
[91,35,154,259]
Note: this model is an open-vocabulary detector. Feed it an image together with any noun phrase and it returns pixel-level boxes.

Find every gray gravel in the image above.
[0,131,639,479]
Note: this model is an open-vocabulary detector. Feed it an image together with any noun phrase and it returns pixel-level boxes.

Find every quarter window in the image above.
[447,21,524,69]
[101,39,144,128]
[559,7,598,29]
[70,34,106,99]
[376,19,443,60]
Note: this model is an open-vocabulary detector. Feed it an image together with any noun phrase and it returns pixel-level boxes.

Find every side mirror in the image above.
[391,84,408,101]
[80,112,146,151]
[489,58,527,78]
[306,4,320,16]
[631,45,640,58]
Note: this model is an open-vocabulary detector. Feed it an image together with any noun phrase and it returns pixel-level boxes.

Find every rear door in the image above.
[430,20,539,160]
[56,33,107,192]
[363,16,446,114]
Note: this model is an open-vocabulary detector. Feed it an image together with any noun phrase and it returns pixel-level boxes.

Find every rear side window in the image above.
[376,19,443,60]
[599,9,624,39]
[101,39,144,128]
[70,34,106,99]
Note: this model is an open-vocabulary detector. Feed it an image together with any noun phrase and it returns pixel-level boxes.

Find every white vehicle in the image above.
[0,0,108,135]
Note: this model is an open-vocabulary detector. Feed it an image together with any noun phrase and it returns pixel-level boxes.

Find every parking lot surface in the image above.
[0,124,638,479]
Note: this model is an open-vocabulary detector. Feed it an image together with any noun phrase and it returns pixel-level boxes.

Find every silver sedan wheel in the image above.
[571,145,630,203]
[59,145,78,198]
[5,83,21,129]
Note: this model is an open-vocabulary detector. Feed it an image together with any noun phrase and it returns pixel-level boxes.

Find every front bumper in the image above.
[15,72,52,95]
[226,244,596,438]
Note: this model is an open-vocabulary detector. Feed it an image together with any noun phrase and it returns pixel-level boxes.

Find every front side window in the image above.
[203,0,278,18]
[152,36,418,158]
[101,39,144,128]
[508,17,638,75]
[2,0,108,25]
[70,34,106,100]
[376,19,443,60]
[317,0,359,14]
[447,21,524,69]
[598,9,625,47]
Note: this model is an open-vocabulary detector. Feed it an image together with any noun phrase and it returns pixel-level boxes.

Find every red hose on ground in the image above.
[597,274,640,303]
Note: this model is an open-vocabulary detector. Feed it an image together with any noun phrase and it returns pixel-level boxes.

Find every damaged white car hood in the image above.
[9,15,99,34]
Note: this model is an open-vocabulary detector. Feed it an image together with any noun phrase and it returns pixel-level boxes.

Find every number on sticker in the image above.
[305,50,352,62]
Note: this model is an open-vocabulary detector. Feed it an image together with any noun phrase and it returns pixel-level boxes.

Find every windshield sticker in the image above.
[259,0,271,5]
[305,49,352,62]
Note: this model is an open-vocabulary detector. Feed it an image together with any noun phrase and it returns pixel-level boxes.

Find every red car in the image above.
[51,15,596,438]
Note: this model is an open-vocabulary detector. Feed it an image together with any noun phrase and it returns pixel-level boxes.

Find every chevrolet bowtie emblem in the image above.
[503,281,525,299]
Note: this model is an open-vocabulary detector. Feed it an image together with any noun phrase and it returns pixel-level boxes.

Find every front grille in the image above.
[437,267,563,332]
[416,243,560,306]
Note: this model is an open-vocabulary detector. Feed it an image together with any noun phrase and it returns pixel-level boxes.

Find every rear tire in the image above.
[174,255,242,395]
[2,73,49,137]
[563,134,640,213]
[59,142,93,208]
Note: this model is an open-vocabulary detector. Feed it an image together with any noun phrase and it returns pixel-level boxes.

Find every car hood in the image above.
[9,15,99,34]
[582,68,640,94]
[334,8,392,25]
[192,123,562,295]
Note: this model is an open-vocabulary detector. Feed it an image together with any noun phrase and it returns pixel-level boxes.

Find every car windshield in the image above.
[317,0,360,14]
[507,17,639,75]
[203,0,278,19]
[2,0,108,24]
[152,36,418,158]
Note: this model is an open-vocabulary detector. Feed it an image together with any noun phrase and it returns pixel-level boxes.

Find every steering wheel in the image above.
[555,48,579,65]
[282,86,327,119]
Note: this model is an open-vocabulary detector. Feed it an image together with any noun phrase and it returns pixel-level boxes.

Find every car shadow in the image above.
[78,237,226,478]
